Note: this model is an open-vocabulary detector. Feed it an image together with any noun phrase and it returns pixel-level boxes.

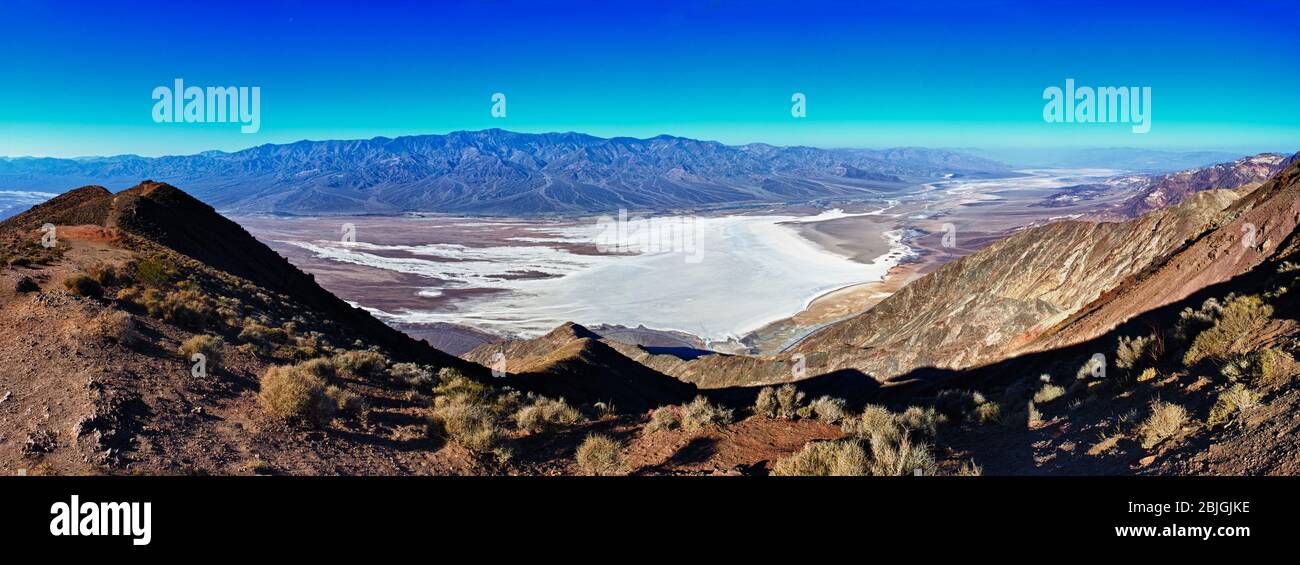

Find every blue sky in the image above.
[1,0,1297,157]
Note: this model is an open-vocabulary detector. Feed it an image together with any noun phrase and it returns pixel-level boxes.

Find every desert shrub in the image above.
[238,320,288,347]
[389,362,435,388]
[842,404,903,445]
[809,395,848,424]
[259,364,335,427]
[957,460,983,476]
[515,395,583,434]
[325,385,367,418]
[430,394,507,457]
[287,334,323,361]
[1138,400,1188,449]
[1253,348,1298,383]
[333,349,389,377]
[132,255,176,287]
[591,401,617,419]
[88,310,135,344]
[1207,384,1259,428]
[753,386,779,418]
[899,405,947,436]
[645,406,682,432]
[575,434,627,476]
[1174,297,1224,342]
[680,396,734,430]
[14,276,39,293]
[88,263,126,287]
[138,287,215,330]
[428,374,511,460]
[297,357,337,381]
[975,401,1002,424]
[1137,367,1158,383]
[63,273,102,298]
[178,334,223,369]
[1033,383,1066,404]
[772,440,867,476]
[1027,401,1043,428]
[775,384,805,419]
[1116,334,1158,371]
[868,431,938,476]
[1183,295,1274,366]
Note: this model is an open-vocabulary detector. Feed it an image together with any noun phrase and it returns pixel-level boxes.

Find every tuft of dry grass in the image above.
[680,396,734,430]
[775,384,805,419]
[899,405,947,436]
[645,406,682,433]
[809,395,848,424]
[178,334,223,370]
[772,440,867,476]
[575,433,627,476]
[1138,400,1188,449]
[332,349,389,378]
[514,395,583,434]
[258,364,336,428]
[1183,295,1274,366]
[428,374,512,461]
[974,401,1002,424]
[88,309,136,344]
[1255,348,1298,384]
[753,386,779,418]
[1033,383,1066,404]
[389,362,435,388]
[1207,384,1259,429]
[842,404,902,444]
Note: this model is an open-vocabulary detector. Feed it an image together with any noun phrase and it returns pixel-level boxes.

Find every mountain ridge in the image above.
[0,129,1011,216]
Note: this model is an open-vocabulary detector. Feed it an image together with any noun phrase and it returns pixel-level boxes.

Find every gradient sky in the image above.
[2,0,1297,157]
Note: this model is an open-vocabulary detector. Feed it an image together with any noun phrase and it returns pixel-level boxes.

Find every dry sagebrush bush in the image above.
[645,406,682,432]
[88,309,136,344]
[1207,384,1259,428]
[178,334,223,369]
[332,349,389,377]
[974,401,1002,424]
[680,396,734,430]
[898,405,947,436]
[1183,295,1274,367]
[514,395,583,434]
[753,386,779,418]
[775,384,805,419]
[772,440,867,476]
[1116,333,1159,371]
[842,404,901,444]
[1254,348,1298,383]
[428,374,511,460]
[575,434,627,476]
[1032,383,1066,404]
[809,395,847,424]
[258,364,336,428]
[1138,400,1188,449]
[389,362,435,388]
[868,431,938,476]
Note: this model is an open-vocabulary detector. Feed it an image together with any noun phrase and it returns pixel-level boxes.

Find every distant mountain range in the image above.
[0,129,1012,215]
[961,147,1249,173]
